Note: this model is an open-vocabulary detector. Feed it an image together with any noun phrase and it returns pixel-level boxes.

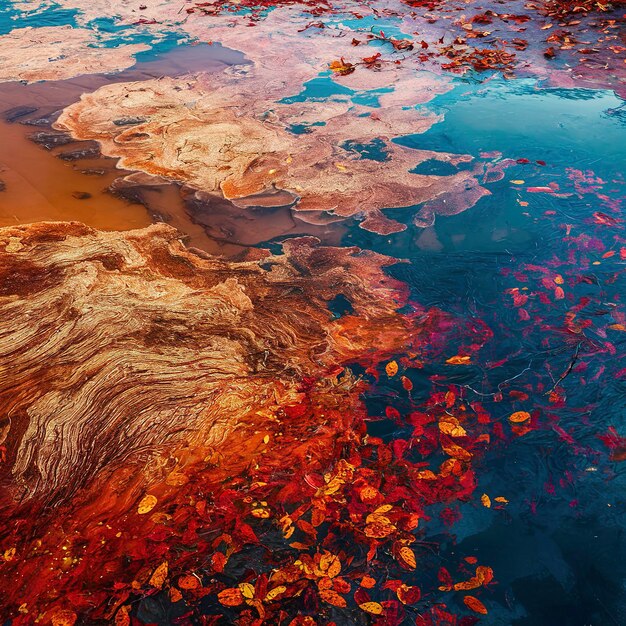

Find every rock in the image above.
[56,144,101,161]
[71,191,92,200]
[29,130,74,150]
[112,116,147,126]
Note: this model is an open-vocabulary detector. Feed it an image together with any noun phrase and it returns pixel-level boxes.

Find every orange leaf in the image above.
[149,561,168,589]
[319,589,347,608]
[320,552,341,578]
[481,494,491,508]
[464,595,488,614]
[178,575,200,590]
[360,575,376,589]
[114,606,131,626]
[509,411,530,423]
[385,360,399,377]
[439,417,467,437]
[446,355,471,365]
[218,588,244,607]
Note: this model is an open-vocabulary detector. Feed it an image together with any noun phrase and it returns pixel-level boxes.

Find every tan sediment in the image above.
[55,73,482,234]
[0,221,412,506]
[0,26,149,83]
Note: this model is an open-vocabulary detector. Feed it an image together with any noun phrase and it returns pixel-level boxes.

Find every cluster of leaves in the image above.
[102,372,501,626]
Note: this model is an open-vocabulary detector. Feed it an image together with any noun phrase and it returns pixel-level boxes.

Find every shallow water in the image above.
[1,2,626,625]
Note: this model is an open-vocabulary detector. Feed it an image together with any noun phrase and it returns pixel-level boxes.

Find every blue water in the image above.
[345,80,626,625]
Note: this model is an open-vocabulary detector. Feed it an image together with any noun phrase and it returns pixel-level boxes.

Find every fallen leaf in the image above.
[386,360,399,377]
[509,411,530,423]
[218,588,244,607]
[149,561,168,589]
[359,601,384,615]
[446,355,471,365]
[464,595,488,614]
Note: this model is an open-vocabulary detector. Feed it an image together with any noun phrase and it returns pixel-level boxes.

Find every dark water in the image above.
[347,80,626,625]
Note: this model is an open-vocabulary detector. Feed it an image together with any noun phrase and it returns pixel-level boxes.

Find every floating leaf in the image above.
[319,589,347,608]
[170,587,183,603]
[398,546,417,570]
[439,417,467,437]
[218,588,244,607]
[114,606,131,626]
[320,553,341,578]
[509,411,530,423]
[385,360,399,377]
[178,575,200,590]
[360,575,376,589]
[359,601,384,615]
[446,355,471,365]
[464,595,488,614]
[481,494,491,508]
[265,585,287,602]
[397,584,421,604]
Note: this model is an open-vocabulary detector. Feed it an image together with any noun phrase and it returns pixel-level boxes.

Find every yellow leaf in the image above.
[509,411,530,423]
[251,508,270,518]
[319,589,347,608]
[218,588,244,607]
[264,585,287,602]
[398,546,417,570]
[360,575,376,588]
[494,496,509,504]
[439,417,467,437]
[3,547,16,562]
[137,494,157,515]
[481,494,491,508]
[609,324,626,331]
[510,179,525,185]
[263,434,270,444]
[359,601,384,615]
[149,561,168,589]
[374,504,393,514]
[464,595,488,614]
[446,355,471,365]
[239,582,255,599]
[320,552,341,578]
[385,360,399,377]
[554,275,564,285]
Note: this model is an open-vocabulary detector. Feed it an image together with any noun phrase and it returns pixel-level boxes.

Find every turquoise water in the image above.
[0,2,78,34]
